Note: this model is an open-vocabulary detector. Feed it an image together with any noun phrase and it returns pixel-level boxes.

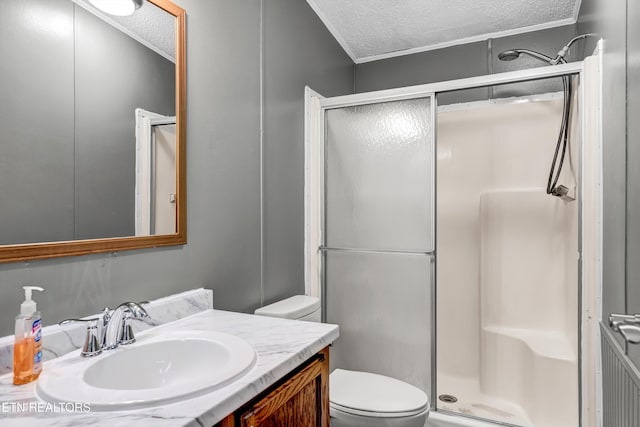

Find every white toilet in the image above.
[255,295,430,427]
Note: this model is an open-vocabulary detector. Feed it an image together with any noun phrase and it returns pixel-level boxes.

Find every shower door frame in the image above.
[306,60,590,425]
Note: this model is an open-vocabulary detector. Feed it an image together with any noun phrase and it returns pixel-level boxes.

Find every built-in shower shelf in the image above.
[483,325,576,361]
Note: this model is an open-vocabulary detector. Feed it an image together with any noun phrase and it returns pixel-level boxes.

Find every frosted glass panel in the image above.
[325,98,433,250]
[325,250,432,392]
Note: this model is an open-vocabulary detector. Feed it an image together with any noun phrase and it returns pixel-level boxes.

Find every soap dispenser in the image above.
[13,286,44,385]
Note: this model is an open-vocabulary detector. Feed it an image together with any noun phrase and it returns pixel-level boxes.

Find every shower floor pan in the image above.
[437,374,533,426]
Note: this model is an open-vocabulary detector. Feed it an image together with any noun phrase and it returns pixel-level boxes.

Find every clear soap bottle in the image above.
[13,286,44,385]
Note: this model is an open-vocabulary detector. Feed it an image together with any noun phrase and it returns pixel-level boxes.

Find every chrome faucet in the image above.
[102,302,149,349]
[60,301,150,357]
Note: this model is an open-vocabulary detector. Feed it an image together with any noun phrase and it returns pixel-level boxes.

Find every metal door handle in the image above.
[610,313,640,345]
[609,313,640,331]
[618,324,640,345]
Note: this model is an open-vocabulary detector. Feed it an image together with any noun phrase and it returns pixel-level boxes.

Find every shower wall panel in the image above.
[479,189,578,426]
[437,97,576,379]
[436,94,579,426]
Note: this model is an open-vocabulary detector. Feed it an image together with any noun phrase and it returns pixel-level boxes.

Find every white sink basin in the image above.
[36,330,256,410]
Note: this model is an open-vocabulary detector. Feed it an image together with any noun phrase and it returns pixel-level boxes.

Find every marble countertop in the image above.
[0,309,339,427]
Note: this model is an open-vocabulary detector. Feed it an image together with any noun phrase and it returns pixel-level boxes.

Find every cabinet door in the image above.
[240,349,329,427]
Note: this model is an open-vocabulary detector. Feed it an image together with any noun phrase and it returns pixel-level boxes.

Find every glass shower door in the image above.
[321,96,435,396]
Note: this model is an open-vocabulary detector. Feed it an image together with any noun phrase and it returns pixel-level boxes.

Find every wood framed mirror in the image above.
[0,0,186,263]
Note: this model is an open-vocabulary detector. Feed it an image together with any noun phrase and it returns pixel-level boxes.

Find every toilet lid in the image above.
[330,369,429,415]
[254,295,320,319]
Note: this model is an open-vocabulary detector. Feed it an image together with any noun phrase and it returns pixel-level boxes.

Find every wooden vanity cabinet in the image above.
[217,347,329,427]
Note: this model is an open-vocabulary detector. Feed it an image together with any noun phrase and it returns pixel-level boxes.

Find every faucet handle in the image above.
[119,309,137,345]
[116,302,150,346]
[59,317,103,357]
[115,301,149,317]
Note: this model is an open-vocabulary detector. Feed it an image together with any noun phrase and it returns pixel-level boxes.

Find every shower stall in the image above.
[305,54,601,427]
[436,87,579,427]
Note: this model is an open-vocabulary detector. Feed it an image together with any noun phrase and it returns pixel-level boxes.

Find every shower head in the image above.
[497,50,522,61]
[498,34,596,66]
[497,49,555,65]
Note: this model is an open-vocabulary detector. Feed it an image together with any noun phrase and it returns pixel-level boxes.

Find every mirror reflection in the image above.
[0,0,176,246]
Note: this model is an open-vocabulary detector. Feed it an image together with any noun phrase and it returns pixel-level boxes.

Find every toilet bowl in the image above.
[255,295,430,427]
[330,368,430,427]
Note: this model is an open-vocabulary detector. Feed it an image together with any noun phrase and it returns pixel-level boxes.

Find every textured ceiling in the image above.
[306,0,582,63]
[73,0,175,62]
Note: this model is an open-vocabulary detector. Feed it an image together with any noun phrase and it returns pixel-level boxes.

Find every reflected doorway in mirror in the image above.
[135,108,177,236]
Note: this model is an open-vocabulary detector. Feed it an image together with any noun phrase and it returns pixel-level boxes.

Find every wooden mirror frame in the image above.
[0,0,186,263]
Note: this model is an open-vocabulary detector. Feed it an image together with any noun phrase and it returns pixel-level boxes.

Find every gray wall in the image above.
[579,0,627,343]
[580,2,640,423]
[626,0,640,346]
[0,0,175,244]
[0,0,75,245]
[0,0,353,336]
[262,0,355,305]
[580,0,640,371]
[355,24,579,104]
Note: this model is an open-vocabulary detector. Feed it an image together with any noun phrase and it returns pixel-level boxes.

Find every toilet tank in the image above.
[254,295,321,322]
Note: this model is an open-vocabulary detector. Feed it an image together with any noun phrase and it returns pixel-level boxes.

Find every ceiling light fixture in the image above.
[88,0,143,16]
